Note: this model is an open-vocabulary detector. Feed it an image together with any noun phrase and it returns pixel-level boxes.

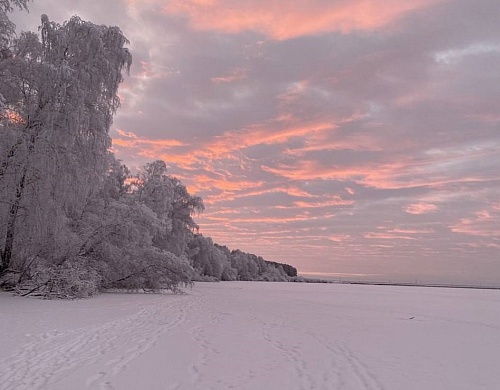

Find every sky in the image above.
[11,0,500,285]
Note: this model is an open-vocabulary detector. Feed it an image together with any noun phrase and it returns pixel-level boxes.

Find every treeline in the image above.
[0,2,296,298]
[189,236,296,282]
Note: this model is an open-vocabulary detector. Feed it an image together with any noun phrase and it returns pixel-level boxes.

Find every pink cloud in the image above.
[163,0,441,40]
[211,68,248,83]
[261,159,366,181]
[262,149,498,191]
[203,213,335,225]
[451,203,500,237]
[135,61,167,80]
[389,228,435,234]
[364,232,417,240]
[328,235,352,243]
[293,197,354,209]
[204,185,318,205]
[405,203,438,215]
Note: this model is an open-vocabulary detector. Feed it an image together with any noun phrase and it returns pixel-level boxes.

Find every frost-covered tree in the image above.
[59,157,196,294]
[227,249,289,281]
[0,13,131,280]
[188,236,238,281]
[266,260,297,278]
[187,238,290,282]
[133,161,204,256]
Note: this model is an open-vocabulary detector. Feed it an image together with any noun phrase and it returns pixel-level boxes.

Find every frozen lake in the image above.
[1,282,499,389]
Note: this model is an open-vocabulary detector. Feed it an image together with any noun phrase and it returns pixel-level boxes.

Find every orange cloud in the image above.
[204,119,335,159]
[163,0,441,40]
[285,186,317,198]
[191,174,264,193]
[116,117,338,171]
[113,129,184,149]
[194,183,329,208]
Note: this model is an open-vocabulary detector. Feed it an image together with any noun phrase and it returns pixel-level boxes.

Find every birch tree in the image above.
[134,160,204,256]
[0,14,131,279]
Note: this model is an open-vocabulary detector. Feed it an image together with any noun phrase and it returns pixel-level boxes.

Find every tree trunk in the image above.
[0,139,22,181]
[0,166,27,274]
[0,130,37,274]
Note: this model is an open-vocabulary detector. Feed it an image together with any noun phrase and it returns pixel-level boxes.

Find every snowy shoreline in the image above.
[2,282,500,389]
[297,278,500,290]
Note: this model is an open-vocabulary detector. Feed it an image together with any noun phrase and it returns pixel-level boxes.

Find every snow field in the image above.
[1,282,499,389]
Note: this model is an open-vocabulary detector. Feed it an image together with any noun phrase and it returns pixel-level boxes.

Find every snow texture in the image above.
[1,282,499,390]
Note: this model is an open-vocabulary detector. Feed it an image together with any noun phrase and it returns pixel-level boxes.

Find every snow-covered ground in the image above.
[1,282,499,390]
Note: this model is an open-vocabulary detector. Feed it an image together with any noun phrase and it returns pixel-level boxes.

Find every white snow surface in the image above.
[1,282,499,390]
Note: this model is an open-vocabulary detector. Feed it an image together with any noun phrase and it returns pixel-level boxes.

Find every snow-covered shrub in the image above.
[14,258,101,299]
[103,249,194,294]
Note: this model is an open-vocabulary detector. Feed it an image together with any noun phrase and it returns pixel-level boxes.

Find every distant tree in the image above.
[214,244,237,280]
[266,261,298,277]
[188,234,236,280]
